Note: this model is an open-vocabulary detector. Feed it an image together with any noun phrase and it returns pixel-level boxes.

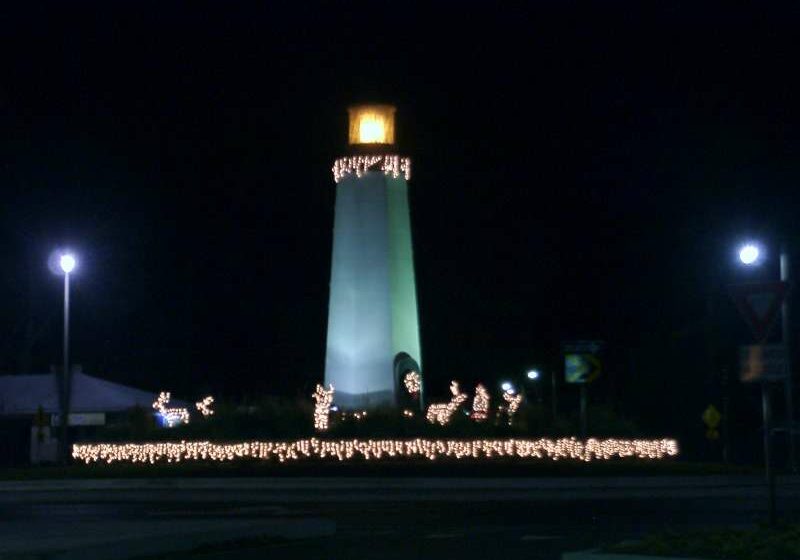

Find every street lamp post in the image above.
[737,242,796,472]
[737,241,794,524]
[526,370,543,404]
[58,253,76,464]
[780,244,796,472]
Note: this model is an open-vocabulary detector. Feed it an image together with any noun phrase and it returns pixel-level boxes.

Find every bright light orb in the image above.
[501,381,513,392]
[59,254,76,274]
[527,370,540,380]
[739,244,760,265]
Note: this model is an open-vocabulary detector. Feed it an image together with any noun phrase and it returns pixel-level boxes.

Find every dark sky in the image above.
[1,3,799,414]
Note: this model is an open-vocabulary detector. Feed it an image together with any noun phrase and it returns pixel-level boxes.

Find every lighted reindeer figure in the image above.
[152,391,190,427]
[426,381,468,426]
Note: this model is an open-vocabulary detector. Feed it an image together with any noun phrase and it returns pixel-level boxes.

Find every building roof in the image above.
[0,372,163,415]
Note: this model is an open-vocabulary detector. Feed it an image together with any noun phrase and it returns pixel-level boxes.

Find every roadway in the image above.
[2,476,799,559]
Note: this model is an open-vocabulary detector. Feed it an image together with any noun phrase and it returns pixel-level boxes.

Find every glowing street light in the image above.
[56,251,76,463]
[501,381,514,393]
[60,254,76,273]
[526,369,540,380]
[738,243,761,266]
[734,239,796,480]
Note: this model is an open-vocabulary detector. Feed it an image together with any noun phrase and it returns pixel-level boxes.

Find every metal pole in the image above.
[762,381,776,525]
[722,366,730,464]
[580,384,587,438]
[60,272,70,464]
[551,369,558,420]
[780,245,796,472]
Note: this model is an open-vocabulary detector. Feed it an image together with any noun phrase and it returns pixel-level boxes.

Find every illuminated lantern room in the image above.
[348,104,396,145]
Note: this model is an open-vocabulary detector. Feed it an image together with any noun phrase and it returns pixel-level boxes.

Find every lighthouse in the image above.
[324,105,422,409]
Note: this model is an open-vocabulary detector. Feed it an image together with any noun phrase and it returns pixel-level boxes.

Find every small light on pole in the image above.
[739,243,761,266]
[526,369,540,381]
[60,254,76,274]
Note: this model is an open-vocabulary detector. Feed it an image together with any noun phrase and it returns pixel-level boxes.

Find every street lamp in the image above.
[738,243,761,266]
[57,252,76,463]
[735,239,795,523]
[500,381,514,393]
[736,241,795,472]
[525,369,544,405]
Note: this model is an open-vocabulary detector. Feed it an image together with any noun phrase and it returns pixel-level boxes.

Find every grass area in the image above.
[0,458,758,480]
[608,524,800,560]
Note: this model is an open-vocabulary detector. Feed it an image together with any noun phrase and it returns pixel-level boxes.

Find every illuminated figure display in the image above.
[325,105,422,408]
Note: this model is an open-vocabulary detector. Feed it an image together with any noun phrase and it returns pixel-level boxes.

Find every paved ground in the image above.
[2,476,800,559]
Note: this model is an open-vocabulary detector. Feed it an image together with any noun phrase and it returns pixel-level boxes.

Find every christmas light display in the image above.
[195,396,215,417]
[339,410,368,421]
[312,384,335,431]
[502,389,522,426]
[403,371,421,397]
[403,409,415,418]
[471,384,490,422]
[425,381,468,426]
[332,155,411,183]
[72,437,679,465]
[152,392,189,427]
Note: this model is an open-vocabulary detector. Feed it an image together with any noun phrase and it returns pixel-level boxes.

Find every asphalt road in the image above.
[3,476,800,559]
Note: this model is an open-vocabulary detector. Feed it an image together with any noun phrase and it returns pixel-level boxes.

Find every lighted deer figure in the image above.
[152,392,190,427]
[425,381,468,426]
[501,389,523,426]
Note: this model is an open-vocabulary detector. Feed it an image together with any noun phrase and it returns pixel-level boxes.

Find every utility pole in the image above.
[580,385,588,438]
[763,381,777,525]
[60,268,71,464]
[780,244,796,472]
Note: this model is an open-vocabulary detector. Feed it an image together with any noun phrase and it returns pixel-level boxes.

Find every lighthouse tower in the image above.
[324,105,422,409]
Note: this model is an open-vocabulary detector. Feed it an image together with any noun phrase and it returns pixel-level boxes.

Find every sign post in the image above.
[732,282,791,525]
[563,341,603,439]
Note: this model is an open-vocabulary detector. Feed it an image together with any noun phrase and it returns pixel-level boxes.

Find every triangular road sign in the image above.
[729,282,790,342]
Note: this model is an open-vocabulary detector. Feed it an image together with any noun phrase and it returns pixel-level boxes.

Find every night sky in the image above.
[2,4,799,442]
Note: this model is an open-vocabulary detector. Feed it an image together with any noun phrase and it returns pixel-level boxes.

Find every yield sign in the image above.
[729,282,790,342]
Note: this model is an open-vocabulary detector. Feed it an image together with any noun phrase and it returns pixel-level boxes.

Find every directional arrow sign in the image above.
[729,282,790,343]
[563,341,603,384]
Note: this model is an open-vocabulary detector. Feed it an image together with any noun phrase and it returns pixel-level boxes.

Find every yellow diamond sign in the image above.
[702,405,721,429]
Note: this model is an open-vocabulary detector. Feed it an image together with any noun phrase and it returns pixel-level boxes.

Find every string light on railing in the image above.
[72,437,679,465]
[471,384,490,422]
[403,371,421,397]
[195,396,215,417]
[332,155,412,183]
[425,381,468,426]
[312,384,335,431]
[152,392,190,427]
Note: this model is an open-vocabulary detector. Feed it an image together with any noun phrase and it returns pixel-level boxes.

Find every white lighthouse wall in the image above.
[324,172,395,408]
